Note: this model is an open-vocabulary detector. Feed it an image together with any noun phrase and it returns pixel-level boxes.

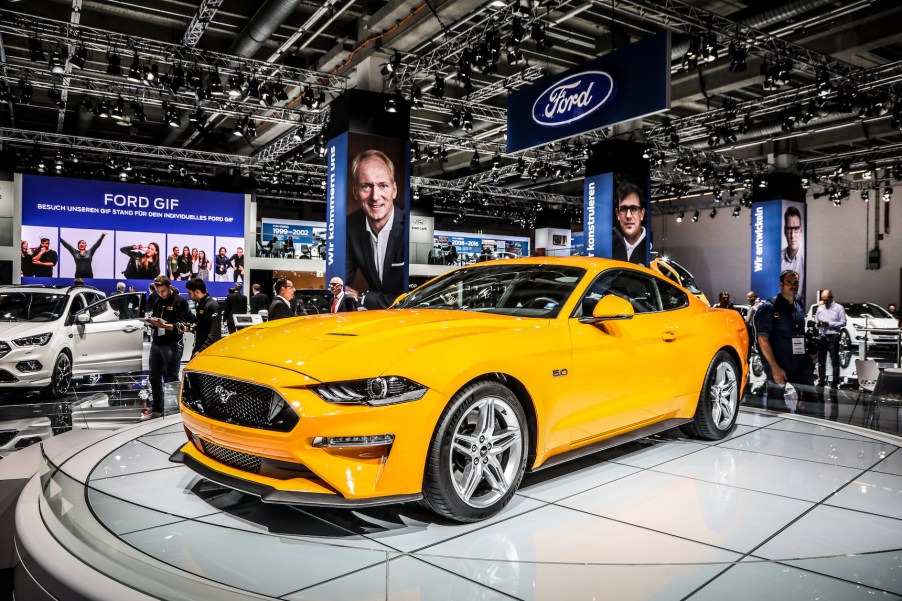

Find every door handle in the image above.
[122,325,140,333]
[662,331,677,342]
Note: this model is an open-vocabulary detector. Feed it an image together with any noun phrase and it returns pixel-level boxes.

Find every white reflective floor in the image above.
[47,409,902,600]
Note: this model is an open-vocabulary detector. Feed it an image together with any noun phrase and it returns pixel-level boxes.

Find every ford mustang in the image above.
[173,257,748,522]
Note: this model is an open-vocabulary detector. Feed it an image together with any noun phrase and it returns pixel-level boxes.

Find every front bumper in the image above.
[0,341,56,386]
[176,354,449,504]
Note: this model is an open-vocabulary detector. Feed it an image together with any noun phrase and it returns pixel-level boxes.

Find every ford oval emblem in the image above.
[531,71,617,127]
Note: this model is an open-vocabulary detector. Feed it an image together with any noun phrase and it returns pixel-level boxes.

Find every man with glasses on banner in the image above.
[781,206,805,298]
[611,179,648,265]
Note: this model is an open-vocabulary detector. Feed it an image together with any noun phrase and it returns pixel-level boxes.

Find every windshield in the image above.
[843,303,893,319]
[0,292,68,322]
[662,260,702,295]
[395,264,585,318]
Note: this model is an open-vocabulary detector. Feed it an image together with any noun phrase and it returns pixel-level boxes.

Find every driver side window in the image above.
[68,294,86,318]
[576,270,663,317]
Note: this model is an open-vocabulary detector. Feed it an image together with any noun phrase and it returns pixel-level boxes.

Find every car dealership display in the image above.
[174,257,748,522]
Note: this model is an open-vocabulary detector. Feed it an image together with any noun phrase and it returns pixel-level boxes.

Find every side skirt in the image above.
[531,418,692,472]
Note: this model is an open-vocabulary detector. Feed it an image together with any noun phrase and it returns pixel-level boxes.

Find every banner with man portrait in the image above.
[750,199,806,302]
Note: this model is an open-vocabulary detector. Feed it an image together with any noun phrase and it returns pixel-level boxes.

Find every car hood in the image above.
[0,321,60,341]
[201,309,534,382]
[849,317,898,330]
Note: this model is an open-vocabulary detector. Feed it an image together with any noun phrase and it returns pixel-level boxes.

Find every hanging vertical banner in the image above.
[750,199,806,301]
[583,172,612,259]
[325,90,410,309]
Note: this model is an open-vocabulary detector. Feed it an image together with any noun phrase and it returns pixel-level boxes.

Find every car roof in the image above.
[455,255,656,274]
[0,285,104,295]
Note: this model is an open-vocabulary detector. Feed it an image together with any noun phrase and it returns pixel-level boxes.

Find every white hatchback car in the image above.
[0,286,145,397]
[806,302,900,350]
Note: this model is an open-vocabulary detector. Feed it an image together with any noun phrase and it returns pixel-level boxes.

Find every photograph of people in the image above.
[167,246,180,280]
[230,246,244,283]
[345,149,406,309]
[119,240,161,279]
[60,231,107,278]
[196,250,210,280]
[21,240,35,277]
[781,204,805,298]
[31,236,59,277]
[611,178,648,265]
[214,246,231,281]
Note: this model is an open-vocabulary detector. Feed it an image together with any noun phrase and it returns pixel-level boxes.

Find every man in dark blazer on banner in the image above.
[345,149,406,310]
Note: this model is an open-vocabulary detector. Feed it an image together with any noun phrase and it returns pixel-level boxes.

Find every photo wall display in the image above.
[432,230,530,264]
[260,218,327,259]
[20,175,247,296]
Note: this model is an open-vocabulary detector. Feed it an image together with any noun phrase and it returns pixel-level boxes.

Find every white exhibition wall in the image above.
[651,184,901,308]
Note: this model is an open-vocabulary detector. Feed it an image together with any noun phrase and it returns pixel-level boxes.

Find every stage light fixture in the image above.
[49,48,65,74]
[410,85,423,108]
[439,147,448,162]
[106,51,122,76]
[709,208,717,219]
[692,211,699,222]
[70,44,88,69]
[228,75,243,98]
[274,80,288,102]
[732,206,741,217]
[232,116,246,137]
[470,149,480,168]
[127,52,142,82]
[167,108,181,127]
[676,212,684,223]
[432,73,445,98]
[29,38,46,63]
[110,95,125,120]
[883,187,892,202]
[728,42,747,72]
[95,98,111,118]
[316,90,326,109]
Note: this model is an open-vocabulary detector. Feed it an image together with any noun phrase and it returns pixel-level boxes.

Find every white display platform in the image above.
[11,409,902,600]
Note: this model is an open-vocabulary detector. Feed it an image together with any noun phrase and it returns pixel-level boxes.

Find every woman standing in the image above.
[167,246,180,279]
[196,250,210,280]
[177,246,192,280]
[21,240,35,277]
[120,242,161,279]
[60,232,107,278]
[190,248,199,278]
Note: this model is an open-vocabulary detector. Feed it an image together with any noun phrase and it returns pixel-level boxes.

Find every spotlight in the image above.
[709,208,717,219]
[314,135,326,156]
[246,119,256,137]
[676,212,684,223]
[29,38,46,63]
[316,90,326,109]
[861,189,870,202]
[462,110,474,132]
[228,75,244,98]
[232,116,246,137]
[127,52,142,82]
[449,110,461,129]
[470,149,480,168]
[167,108,181,127]
[95,97,111,118]
[492,153,501,170]
[511,0,532,19]
[48,48,65,74]
[692,211,699,222]
[883,187,892,202]
[728,42,747,72]
[245,73,260,99]
[732,206,741,217]
[110,95,125,120]
[439,147,448,162]
[507,18,524,51]
[432,73,445,98]
[410,85,423,109]
[143,64,159,85]
[70,44,88,69]
[189,105,204,123]
[106,51,122,76]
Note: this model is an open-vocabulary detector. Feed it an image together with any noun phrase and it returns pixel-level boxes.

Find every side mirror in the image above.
[76,312,91,324]
[578,294,635,324]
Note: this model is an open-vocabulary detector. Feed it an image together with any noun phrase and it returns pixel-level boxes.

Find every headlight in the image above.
[310,376,427,407]
[13,333,53,346]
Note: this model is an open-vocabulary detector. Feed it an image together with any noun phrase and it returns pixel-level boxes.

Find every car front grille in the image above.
[0,430,17,446]
[0,369,19,383]
[199,438,261,474]
[0,342,9,360]
[182,372,299,432]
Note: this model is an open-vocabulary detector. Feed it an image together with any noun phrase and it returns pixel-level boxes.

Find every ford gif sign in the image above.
[532,72,617,127]
[508,32,670,153]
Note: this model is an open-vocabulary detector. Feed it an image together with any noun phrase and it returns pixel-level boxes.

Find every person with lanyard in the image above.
[143,275,192,420]
[184,278,222,358]
[815,289,847,389]
[754,270,819,416]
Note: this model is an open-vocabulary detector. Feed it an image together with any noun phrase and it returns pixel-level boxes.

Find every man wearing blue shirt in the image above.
[754,270,818,414]
[815,289,847,388]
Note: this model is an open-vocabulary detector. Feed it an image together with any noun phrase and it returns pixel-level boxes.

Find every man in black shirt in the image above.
[144,275,192,419]
[31,237,58,277]
[250,283,269,314]
[224,283,248,334]
[185,278,221,357]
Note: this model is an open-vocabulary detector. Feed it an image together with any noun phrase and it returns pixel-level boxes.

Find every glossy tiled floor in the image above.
[62,408,902,600]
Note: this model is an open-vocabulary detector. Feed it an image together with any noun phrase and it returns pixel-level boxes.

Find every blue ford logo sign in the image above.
[531,71,617,127]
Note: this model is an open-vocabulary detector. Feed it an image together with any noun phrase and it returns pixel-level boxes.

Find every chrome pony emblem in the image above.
[214,385,237,406]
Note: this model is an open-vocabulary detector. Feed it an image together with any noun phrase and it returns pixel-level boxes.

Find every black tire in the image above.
[422,381,528,523]
[682,351,740,441]
[43,352,72,399]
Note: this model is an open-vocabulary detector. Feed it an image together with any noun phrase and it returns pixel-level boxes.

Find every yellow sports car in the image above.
[173,257,748,522]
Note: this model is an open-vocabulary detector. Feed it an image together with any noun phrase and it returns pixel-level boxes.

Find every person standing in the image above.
[144,276,192,419]
[196,250,210,280]
[815,289,847,388]
[177,246,192,281]
[754,270,819,415]
[214,247,231,282]
[268,278,295,320]
[190,248,199,278]
[250,283,269,314]
[21,240,35,277]
[184,278,221,357]
[715,292,738,311]
[329,277,358,313]
[60,232,107,278]
[167,246,180,280]
[31,237,59,277]
[229,247,245,283]
[224,283,247,334]
[109,282,131,319]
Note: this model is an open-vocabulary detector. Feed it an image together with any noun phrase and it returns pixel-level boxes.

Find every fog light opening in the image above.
[16,360,43,373]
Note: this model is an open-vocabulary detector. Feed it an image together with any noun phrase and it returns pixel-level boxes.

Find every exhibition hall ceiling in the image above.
[0,0,900,213]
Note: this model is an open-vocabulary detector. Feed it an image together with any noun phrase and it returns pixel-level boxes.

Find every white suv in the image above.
[0,286,144,397]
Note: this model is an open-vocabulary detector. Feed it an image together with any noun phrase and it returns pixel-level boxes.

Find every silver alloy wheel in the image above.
[709,360,738,430]
[448,395,524,508]
[52,353,72,397]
